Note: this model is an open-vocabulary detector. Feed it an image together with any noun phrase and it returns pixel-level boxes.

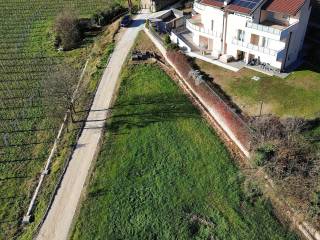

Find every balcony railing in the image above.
[194,1,206,13]
[186,19,221,38]
[246,21,282,36]
[232,38,282,56]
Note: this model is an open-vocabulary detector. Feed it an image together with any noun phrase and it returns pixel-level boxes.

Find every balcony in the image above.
[232,38,284,59]
[245,20,299,40]
[186,18,221,39]
[246,21,281,36]
[193,1,206,14]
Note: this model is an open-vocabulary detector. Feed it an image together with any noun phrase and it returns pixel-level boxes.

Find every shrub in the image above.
[310,191,320,217]
[166,43,179,51]
[54,9,82,50]
[163,34,171,45]
[250,115,320,210]
[91,3,126,26]
[243,180,263,205]
[145,19,150,29]
[163,34,179,51]
[254,144,275,167]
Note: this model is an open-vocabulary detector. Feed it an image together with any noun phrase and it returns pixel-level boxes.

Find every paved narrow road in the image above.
[37,14,148,240]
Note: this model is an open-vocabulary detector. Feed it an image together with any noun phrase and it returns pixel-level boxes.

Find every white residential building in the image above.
[183,0,311,71]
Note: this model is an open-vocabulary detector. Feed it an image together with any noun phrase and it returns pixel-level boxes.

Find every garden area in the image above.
[194,59,320,119]
[71,63,297,240]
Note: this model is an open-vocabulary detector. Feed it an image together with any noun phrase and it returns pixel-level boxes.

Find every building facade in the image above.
[140,0,179,12]
[186,0,311,71]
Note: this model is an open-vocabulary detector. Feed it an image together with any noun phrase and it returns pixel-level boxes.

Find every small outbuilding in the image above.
[148,9,185,33]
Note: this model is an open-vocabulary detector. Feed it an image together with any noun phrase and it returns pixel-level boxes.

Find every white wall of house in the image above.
[283,0,311,68]
[202,7,224,56]
[190,4,224,56]
[226,12,285,69]
[171,31,192,52]
[186,0,311,70]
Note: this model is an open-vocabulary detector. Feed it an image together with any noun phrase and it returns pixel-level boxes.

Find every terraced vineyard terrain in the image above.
[0,0,129,239]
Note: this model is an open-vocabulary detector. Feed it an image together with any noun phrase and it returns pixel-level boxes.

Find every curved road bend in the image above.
[37,14,148,240]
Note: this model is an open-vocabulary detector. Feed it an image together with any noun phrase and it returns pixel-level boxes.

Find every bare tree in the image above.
[43,64,80,123]
[54,9,81,50]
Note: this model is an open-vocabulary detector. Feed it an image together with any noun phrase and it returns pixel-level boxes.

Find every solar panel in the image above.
[231,0,262,10]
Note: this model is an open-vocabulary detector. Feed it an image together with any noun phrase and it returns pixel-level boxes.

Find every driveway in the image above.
[37,13,148,240]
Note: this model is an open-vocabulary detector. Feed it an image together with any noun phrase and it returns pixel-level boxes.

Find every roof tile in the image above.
[263,0,306,15]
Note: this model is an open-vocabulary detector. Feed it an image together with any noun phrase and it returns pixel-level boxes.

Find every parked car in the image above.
[121,15,132,27]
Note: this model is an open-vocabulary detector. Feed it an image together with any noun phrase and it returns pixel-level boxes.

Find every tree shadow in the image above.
[0,141,52,149]
[293,61,320,74]
[0,195,26,201]
[88,188,109,199]
[127,19,145,28]
[0,175,29,182]
[0,127,56,134]
[107,93,199,134]
[0,156,43,164]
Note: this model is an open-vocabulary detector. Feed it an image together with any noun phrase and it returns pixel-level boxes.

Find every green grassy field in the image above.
[72,63,296,240]
[0,0,131,239]
[195,60,320,119]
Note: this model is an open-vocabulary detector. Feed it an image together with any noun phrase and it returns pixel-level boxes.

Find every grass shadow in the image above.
[107,93,199,134]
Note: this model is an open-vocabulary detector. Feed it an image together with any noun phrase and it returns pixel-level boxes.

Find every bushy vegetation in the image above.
[72,64,296,240]
[54,9,82,50]
[163,34,179,50]
[250,115,320,221]
[90,3,126,26]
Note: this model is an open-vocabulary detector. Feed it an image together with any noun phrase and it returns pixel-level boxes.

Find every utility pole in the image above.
[259,100,263,117]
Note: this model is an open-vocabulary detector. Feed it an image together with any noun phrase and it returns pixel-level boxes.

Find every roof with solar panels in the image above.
[199,0,306,15]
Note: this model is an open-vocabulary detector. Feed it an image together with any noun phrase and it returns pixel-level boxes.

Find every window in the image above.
[211,20,214,31]
[237,29,245,41]
[261,37,269,48]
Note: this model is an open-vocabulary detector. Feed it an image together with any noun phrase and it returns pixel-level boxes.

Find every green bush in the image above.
[254,143,275,167]
[163,34,179,51]
[166,43,179,51]
[243,180,263,205]
[310,191,320,217]
[54,9,82,50]
[91,3,126,26]
[145,19,150,29]
[163,34,171,45]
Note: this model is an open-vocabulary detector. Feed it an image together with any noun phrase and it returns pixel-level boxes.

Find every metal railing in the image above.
[232,38,280,56]
[186,19,221,38]
[246,21,282,36]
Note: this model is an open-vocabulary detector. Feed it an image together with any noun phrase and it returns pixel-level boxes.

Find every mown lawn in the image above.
[72,63,296,240]
[195,59,320,119]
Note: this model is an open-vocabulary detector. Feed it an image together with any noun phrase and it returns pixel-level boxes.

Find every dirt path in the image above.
[37,14,148,240]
